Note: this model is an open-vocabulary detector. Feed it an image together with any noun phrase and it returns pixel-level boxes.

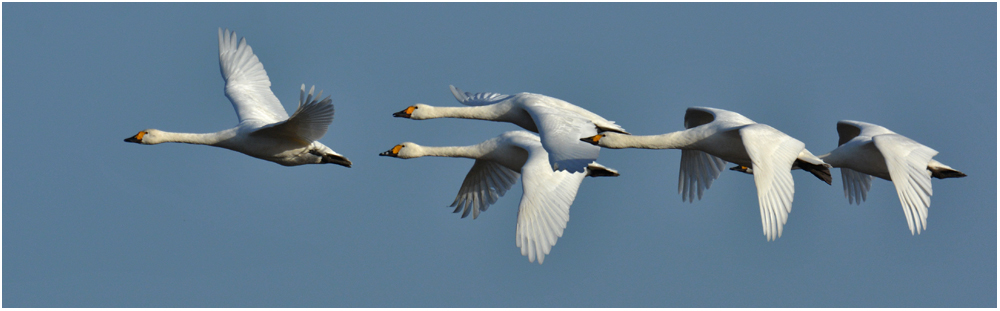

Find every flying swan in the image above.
[380,131,619,264]
[819,120,966,234]
[392,86,628,173]
[581,107,832,241]
[125,28,351,167]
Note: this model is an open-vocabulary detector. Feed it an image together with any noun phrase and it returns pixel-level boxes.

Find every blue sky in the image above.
[3,2,996,307]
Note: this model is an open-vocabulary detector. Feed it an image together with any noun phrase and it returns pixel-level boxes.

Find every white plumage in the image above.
[819,120,966,234]
[124,28,351,167]
[392,86,628,173]
[582,107,832,241]
[380,131,618,264]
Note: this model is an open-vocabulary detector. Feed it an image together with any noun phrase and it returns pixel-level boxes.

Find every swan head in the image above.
[124,129,165,145]
[392,104,432,120]
[378,143,423,159]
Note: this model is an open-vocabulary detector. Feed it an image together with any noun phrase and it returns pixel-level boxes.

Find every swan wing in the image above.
[678,150,727,202]
[837,120,896,146]
[740,124,802,241]
[250,85,334,144]
[687,107,756,128]
[218,28,289,125]
[873,134,938,234]
[510,134,586,264]
[542,99,627,134]
[684,107,717,129]
[450,85,512,106]
[450,159,521,219]
[840,168,873,205]
[521,97,601,173]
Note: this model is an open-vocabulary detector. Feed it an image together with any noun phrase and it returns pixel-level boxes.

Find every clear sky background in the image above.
[3,2,996,307]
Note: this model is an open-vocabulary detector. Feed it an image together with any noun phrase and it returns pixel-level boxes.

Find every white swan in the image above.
[392,86,628,173]
[581,107,832,241]
[124,28,351,167]
[379,131,619,264]
[819,120,966,235]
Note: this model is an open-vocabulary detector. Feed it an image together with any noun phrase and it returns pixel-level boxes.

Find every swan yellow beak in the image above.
[580,134,603,145]
[730,165,753,174]
[393,106,417,118]
[125,131,145,143]
[379,144,404,157]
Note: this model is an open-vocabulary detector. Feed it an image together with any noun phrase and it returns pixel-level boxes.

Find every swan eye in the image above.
[405,106,416,114]
[391,144,404,155]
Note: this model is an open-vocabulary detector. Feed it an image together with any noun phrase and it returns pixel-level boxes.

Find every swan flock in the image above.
[126,29,966,264]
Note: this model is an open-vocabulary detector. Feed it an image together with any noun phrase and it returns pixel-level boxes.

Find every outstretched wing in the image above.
[450,160,521,219]
[450,85,512,106]
[678,150,727,202]
[218,28,288,124]
[873,134,938,235]
[837,120,896,146]
[840,168,873,205]
[509,134,587,264]
[740,124,802,241]
[521,96,601,173]
[251,85,334,144]
[684,107,716,129]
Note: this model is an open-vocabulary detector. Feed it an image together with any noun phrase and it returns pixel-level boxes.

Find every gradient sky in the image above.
[3,2,996,307]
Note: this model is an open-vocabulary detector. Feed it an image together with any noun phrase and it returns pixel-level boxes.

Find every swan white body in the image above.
[393,86,628,173]
[583,107,831,241]
[125,28,351,167]
[380,131,619,264]
[819,120,966,235]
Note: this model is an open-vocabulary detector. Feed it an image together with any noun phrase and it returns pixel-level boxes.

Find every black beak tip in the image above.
[125,137,140,143]
[392,111,410,118]
[379,150,395,157]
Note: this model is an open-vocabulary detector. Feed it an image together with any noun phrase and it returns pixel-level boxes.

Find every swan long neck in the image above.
[422,105,507,121]
[415,103,538,131]
[415,145,487,159]
[155,129,237,146]
[600,131,695,149]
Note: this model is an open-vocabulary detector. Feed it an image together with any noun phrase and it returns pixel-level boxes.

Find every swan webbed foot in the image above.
[930,167,967,179]
[586,163,620,177]
[794,159,833,185]
[319,152,352,168]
